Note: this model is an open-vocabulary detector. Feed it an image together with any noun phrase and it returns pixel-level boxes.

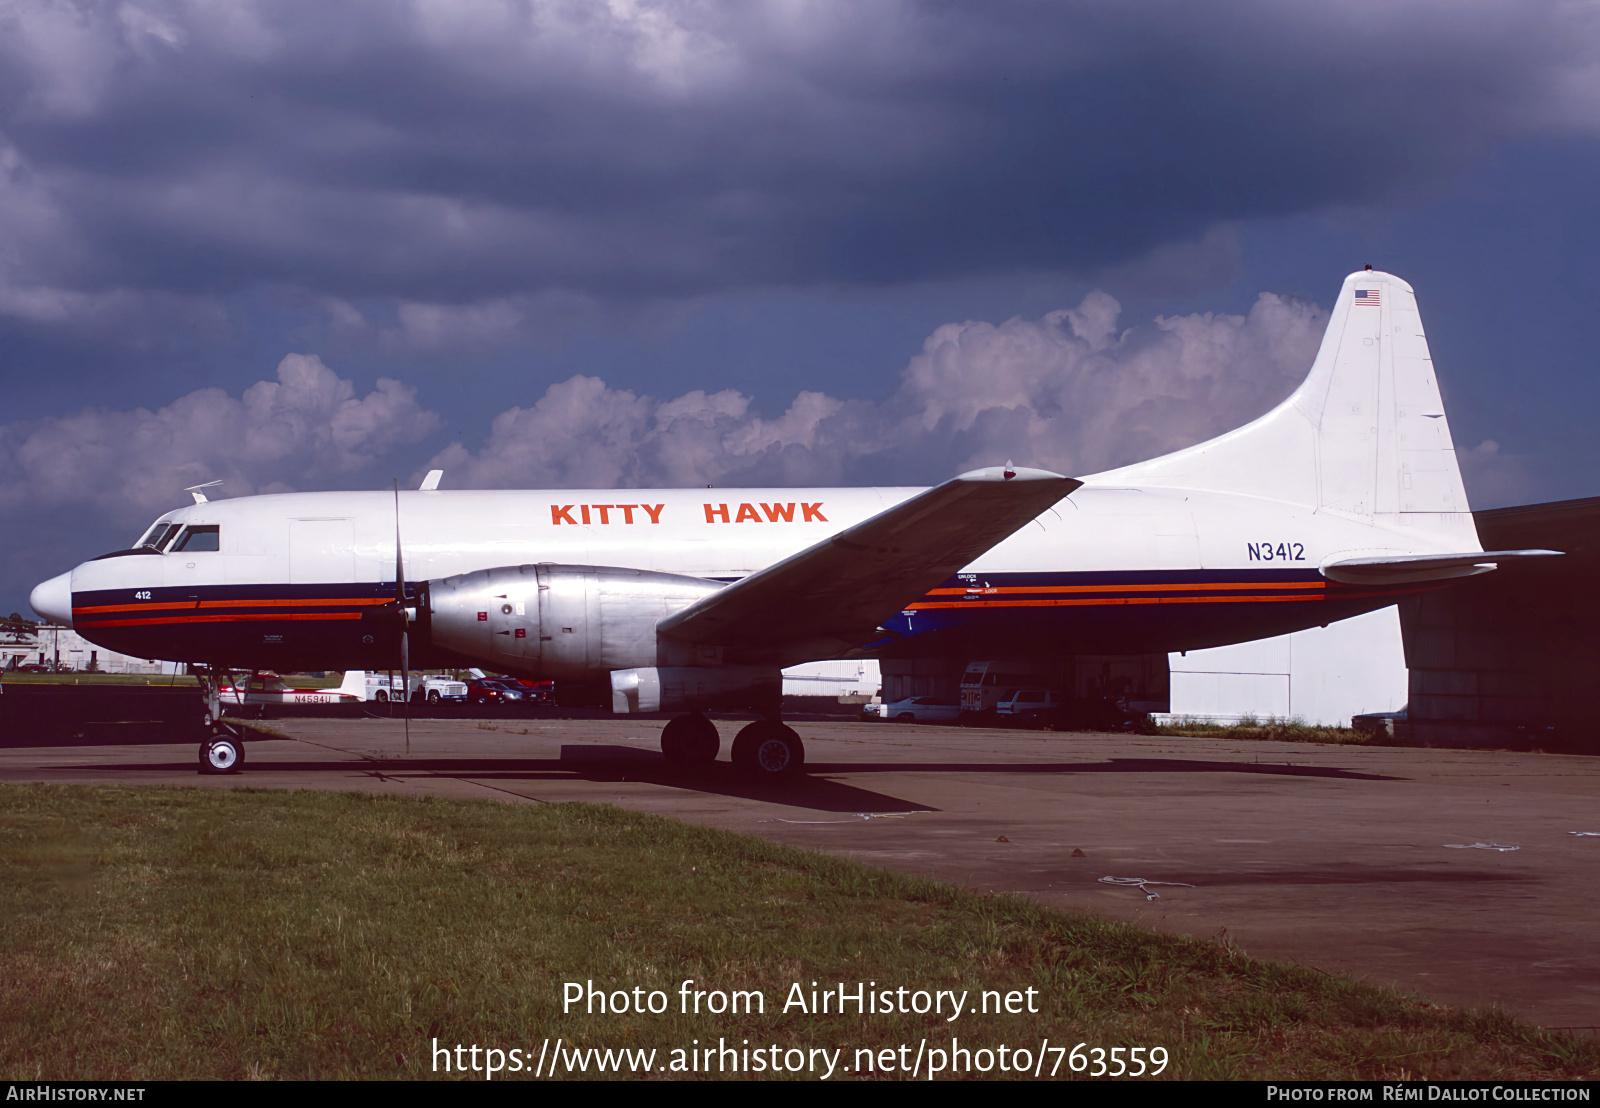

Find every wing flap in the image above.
[1320,549,1563,585]
[658,465,1080,660]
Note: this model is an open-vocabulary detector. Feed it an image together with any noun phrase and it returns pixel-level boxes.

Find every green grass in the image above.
[1,783,1592,1080]
[0,672,204,687]
[1151,717,1393,746]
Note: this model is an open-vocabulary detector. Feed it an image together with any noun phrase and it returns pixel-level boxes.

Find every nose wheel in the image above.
[199,726,246,775]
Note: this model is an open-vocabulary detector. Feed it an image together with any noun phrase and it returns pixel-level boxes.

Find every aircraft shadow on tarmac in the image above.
[60,746,927,814]
[802,757,1404,782]
[1158,867,1536,889]
[58,747,1402,814]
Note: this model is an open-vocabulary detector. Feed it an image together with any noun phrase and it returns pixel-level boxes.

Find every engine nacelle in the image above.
[609,666,780,714]
[426,564,724,680]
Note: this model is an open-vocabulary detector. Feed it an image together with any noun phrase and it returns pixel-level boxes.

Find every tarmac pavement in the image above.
[3,715,1598,1031]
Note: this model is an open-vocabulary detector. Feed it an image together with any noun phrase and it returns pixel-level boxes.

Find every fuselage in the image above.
[50,476,1448,673]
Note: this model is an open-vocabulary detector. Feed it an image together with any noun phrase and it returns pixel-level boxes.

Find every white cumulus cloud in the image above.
[425,289,1331,489]
[0,353,440,527]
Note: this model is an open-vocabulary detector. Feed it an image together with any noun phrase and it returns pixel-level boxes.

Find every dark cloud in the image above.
[0,0,1593,318]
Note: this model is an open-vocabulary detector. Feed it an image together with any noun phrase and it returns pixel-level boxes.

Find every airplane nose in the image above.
[30,571,74,627]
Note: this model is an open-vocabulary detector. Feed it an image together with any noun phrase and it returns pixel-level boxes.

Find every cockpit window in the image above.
[170,525,220,553]
[135,521,181,551]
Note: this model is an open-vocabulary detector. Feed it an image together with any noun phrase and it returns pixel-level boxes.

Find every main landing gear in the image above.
[660,713,720,767]
[658,714,806,781]
[731,720,805,780]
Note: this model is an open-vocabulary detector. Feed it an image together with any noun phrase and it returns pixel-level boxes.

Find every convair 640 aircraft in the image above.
[29,271,1555,777]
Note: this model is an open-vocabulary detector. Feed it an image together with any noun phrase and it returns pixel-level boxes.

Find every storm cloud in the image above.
[0,0,1595,320]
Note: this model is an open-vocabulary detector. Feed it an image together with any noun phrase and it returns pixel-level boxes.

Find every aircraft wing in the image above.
[1320,549,1563,585]
[657,465,1081,662]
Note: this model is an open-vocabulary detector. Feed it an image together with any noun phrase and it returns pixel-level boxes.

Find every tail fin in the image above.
[1095,270,1478,549]
[337,670,366,699]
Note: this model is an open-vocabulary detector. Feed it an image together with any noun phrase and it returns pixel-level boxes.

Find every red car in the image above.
[467,678,525,706]
[507,679,555,704]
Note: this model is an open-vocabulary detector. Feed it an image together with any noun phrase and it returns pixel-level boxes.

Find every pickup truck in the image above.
[341,671,470,703]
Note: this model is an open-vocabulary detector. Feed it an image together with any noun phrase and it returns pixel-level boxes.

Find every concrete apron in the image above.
[3,717,1598,1032]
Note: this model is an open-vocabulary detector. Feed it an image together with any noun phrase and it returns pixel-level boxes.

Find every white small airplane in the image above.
[217,671,361,707]
[29,270,1556,776]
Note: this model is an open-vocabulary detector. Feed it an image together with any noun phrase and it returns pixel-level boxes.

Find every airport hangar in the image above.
[869,495,1600,749]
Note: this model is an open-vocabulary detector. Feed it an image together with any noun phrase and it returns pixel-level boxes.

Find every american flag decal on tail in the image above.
[1354,289,1380,306]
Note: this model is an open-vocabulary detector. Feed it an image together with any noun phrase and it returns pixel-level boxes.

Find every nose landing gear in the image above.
[194,664,248,775]
[199,729,246,774]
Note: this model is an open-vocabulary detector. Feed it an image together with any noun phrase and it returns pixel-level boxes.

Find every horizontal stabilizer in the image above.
[1321,549,1563,585]
[658,465,1080,662]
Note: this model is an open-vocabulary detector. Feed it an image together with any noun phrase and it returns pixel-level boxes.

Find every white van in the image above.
[996,688,1063,723]
[959,660,1050,713]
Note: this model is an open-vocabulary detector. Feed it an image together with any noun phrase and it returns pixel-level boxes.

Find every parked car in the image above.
[996,688,1064,725]
[506,678,556,704]
[876,696,962,723]
[341,671,469,703]
[996,690,1148,732]
[468,678,527,706]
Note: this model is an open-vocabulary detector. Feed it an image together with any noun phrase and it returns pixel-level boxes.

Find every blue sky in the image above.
[2,1,1598,616]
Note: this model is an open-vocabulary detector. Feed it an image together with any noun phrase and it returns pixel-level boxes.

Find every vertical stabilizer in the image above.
[1094,270,1478,549]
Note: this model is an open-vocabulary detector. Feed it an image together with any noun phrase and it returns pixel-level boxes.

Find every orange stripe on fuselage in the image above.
[908,594,1325,609]
[74,597,391,614]
[908,585,1431,610]
[925,581,1326,596]
[74,613,364,627]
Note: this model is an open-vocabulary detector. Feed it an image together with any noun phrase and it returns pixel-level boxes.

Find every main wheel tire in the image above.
[731,721,805,780]
[198,735,244,775]
[661,714,720,766]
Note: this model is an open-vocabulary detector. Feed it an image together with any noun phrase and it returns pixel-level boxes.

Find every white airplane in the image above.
[29,270,1556,776]
[217,671,362,707]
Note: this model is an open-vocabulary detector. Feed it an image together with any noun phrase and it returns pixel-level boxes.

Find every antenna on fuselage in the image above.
[185,480,223,504]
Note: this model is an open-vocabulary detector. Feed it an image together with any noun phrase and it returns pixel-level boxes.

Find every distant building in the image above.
[0,627,37,670]
[782,659,880,699]
[1162,607,1408,727]
[5,625,182,676]
[1395,496,1600,749]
